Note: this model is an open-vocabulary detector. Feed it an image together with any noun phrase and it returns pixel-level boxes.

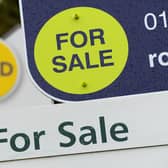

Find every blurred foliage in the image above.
[0,0,20,36]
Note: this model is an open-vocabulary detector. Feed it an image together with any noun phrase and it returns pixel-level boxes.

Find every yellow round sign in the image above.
[0,40,19,99]
[34,7,129,95]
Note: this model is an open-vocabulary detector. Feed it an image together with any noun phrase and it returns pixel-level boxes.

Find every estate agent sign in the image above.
[20,0,168,102]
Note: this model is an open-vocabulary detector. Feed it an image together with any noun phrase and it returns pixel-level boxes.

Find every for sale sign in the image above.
[20,0,168,102]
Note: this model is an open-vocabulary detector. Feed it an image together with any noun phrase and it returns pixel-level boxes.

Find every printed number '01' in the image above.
[144,11,168,31]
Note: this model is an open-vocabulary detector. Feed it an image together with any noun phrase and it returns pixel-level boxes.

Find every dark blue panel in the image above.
[21,0,168,101]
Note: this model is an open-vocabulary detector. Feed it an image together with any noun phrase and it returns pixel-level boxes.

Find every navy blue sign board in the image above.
[20,0,168,102]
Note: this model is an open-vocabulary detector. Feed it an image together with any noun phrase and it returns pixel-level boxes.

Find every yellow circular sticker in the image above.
[35,7,129,95]
[0,40,19,99]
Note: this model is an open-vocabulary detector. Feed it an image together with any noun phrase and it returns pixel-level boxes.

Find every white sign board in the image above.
[0,92,168,162]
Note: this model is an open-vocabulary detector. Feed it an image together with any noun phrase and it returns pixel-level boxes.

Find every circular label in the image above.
[0,40,19,99]
[34,7,129,95]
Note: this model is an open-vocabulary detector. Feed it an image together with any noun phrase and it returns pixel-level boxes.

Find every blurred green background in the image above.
[0,0,20,36]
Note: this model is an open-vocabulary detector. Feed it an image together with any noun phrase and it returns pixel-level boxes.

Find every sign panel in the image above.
[0,28,51,108]
[0,93,168,162]
[0,39,20,100]
[20,0,168,101]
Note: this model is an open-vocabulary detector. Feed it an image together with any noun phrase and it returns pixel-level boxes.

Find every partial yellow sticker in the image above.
[34,7,129,94]
[0,40,19,98]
